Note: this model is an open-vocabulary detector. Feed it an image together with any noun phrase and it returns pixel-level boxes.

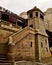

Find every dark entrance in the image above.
[46,30,52,47]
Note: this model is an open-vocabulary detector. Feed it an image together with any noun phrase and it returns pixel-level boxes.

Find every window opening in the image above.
[40,14,44,19]
[30,42,32,47]
[41,42,43,47]
[30,13,33,18]
[36,12,38,17]
[29,24,33,28]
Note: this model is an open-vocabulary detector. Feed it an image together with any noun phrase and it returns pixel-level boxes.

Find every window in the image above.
[17,21,22,26]
[30,13,33,18]
[5,10,8,13]
[29,24,33,28]
[45,39,47,43]
[40,14,44,19]
[46,47,48,52]
[1,14,9,21]
[41,42,43,47]
[36,12,38,17]
[30,42,32,47]
[17,20,25,28]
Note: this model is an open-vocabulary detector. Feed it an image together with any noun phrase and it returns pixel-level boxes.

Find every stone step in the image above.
[0,63,11,65]
[0,54,7,58]
[0,43,8,60]
[0,58,7,61]
[0,61,11,65]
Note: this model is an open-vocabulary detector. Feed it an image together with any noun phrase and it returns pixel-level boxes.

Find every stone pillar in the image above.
[35,34,41,61]
[8,36,15,62]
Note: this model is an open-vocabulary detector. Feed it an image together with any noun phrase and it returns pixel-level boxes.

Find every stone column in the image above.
[8,36,15,62]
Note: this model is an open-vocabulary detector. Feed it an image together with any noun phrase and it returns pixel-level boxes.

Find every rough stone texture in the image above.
[0,7,52,64]
[0,20,22,61]
[44,8,52,32]
[27,7,50,60]
[15,33,35,61]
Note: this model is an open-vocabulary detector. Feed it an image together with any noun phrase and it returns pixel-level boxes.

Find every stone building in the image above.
[27,7,50,60]
[0,6,52,64]
[20,12,28,19]
[44,8,52,56]
[44,8,52,31]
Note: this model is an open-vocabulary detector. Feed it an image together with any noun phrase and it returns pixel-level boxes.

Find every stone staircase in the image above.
[0,54,12,65]
[0,40,8,62]
[0,55,12,65]
[0,54,7,62]
[10,26,35,44]
[0,61,12,65]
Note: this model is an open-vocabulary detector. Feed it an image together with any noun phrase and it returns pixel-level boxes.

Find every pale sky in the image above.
[0,0,52,15]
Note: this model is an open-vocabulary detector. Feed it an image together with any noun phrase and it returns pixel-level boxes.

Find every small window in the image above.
[1,14,9,21]
[5,10,8,13]
[30,42,32,47]
[30,13,33,18]
[36,12,38,17]
[17,20,24,28]
[41,42,43,47]
[46,48,48,52]
[40,14,44,19]
[45,39,47,43]
[29,25,33,28]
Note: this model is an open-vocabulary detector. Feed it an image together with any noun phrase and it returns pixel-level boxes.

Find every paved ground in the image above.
[14,61,52,65]
[35,62,52,65]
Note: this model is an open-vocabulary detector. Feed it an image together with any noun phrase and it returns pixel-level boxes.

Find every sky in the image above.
[0,0,52,15]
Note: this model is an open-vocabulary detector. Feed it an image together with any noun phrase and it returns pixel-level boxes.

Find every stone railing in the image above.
[1,24,20,32]
[9,26,35,44]
[0,20,22,32]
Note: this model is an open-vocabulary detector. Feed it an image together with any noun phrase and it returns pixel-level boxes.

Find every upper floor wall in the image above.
[27,7,47,35]
[27,7,44,20]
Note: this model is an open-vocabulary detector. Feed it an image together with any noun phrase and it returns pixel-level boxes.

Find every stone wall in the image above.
[44,8,52,32]
[15,33,35,61]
